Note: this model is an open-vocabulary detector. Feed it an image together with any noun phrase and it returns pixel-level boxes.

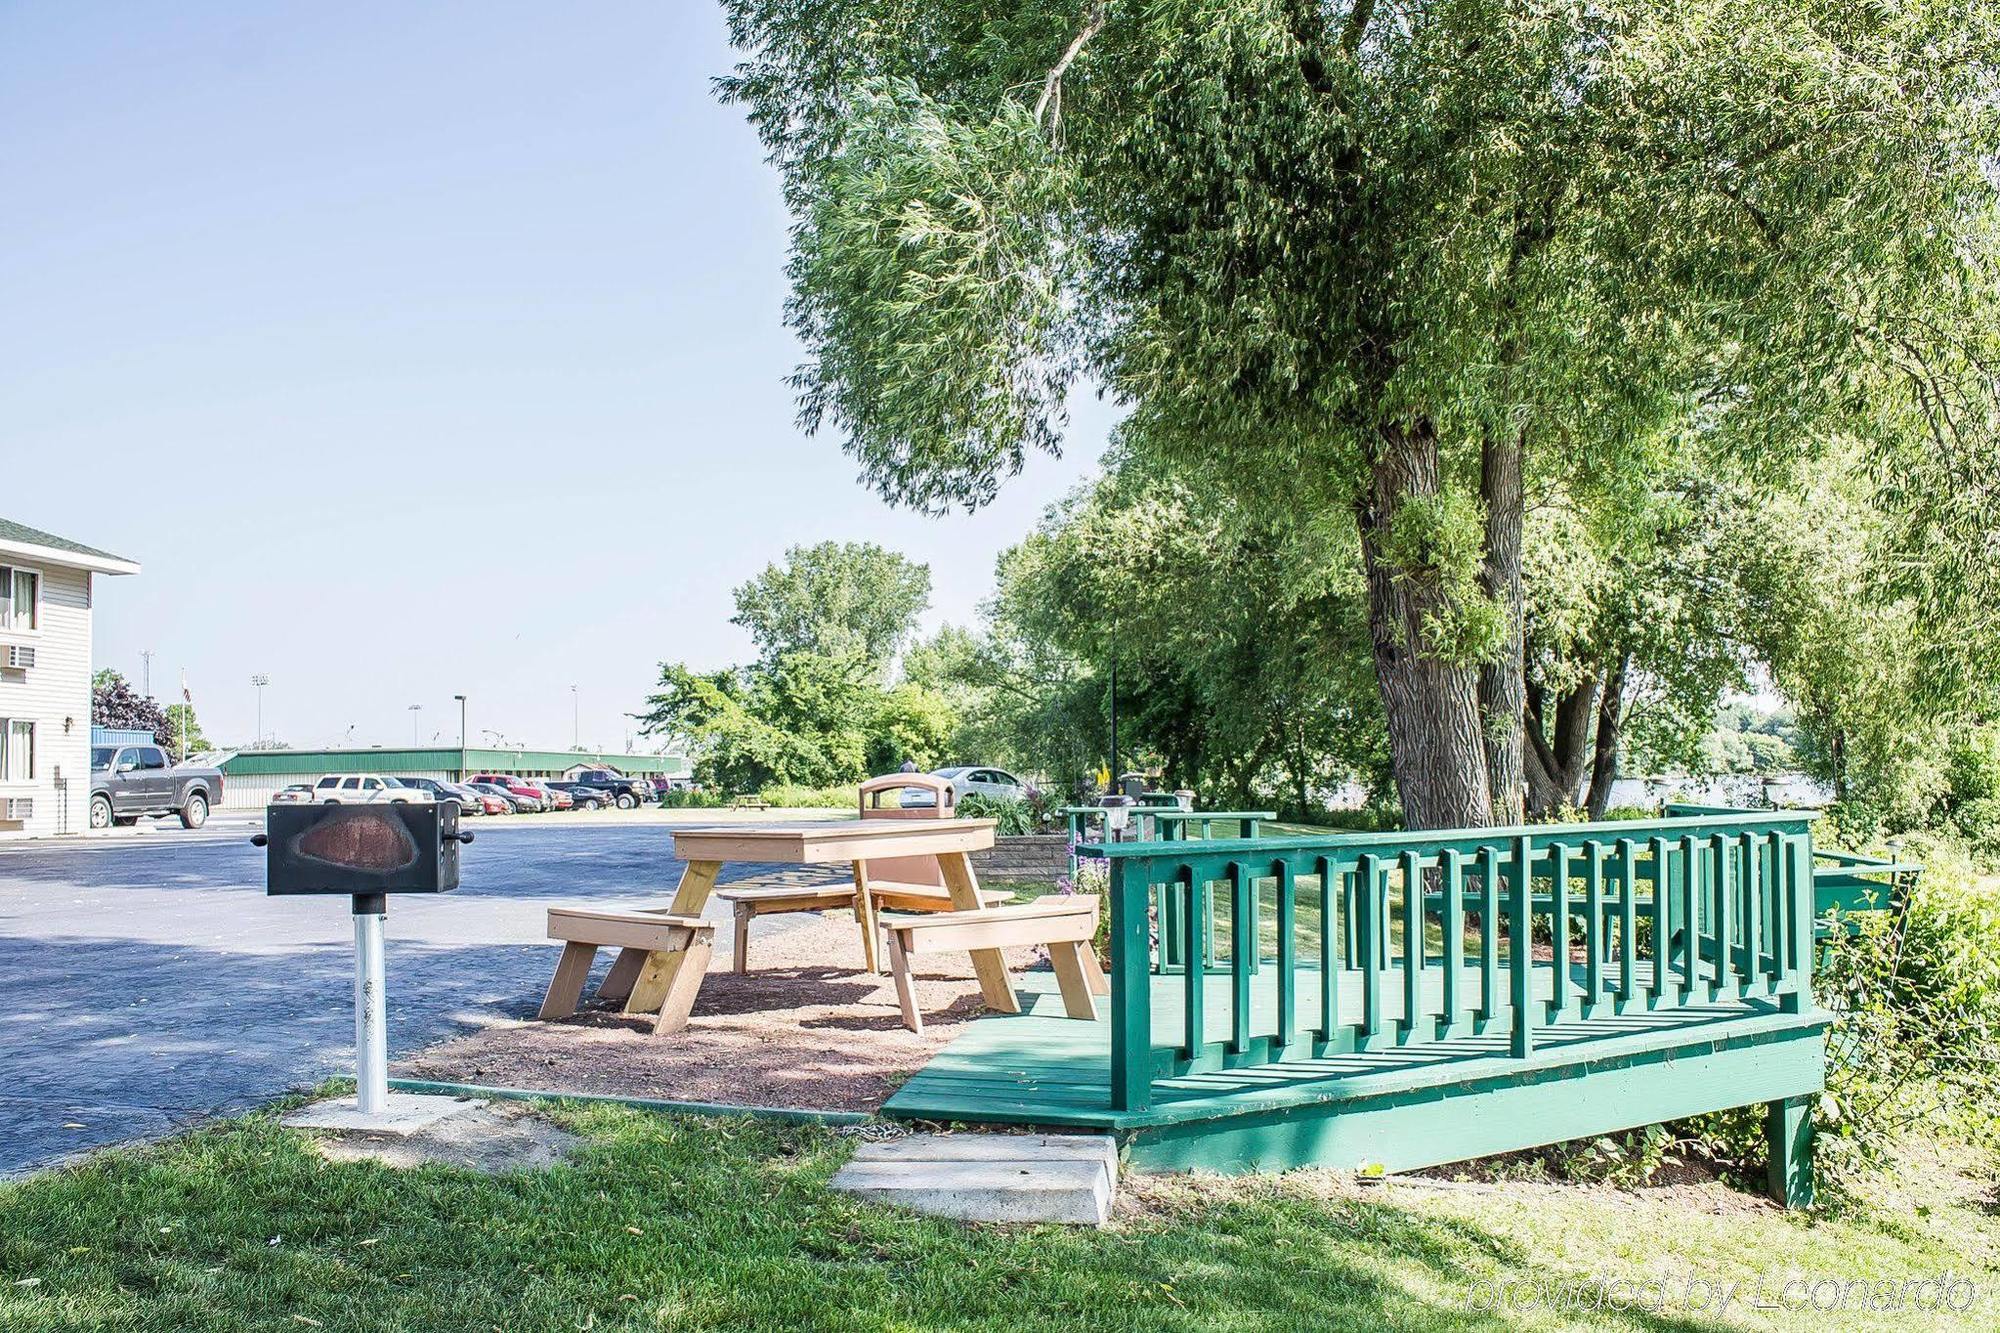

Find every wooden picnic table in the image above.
[620,817,1013,1028]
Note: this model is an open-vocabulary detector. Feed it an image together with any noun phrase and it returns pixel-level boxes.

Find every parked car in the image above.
[394,776,483,813]
[464,781,529,814]
[900,766,1030,808]
[89,744,225,830]
[546,781,610,810]
[568,769,650,809]
[311,774,426,805]
[529,783,573,811]
[268,783,315,805]
[454,783,511,815]
[466,773,550,811]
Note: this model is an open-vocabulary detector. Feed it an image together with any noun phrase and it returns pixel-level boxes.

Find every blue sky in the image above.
[1,2,1113,752]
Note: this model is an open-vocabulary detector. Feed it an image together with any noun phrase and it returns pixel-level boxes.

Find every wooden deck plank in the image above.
[885,970,1831,1132]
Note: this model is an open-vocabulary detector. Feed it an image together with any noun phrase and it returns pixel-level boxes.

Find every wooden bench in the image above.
[717,879,1012,973]
[731,794,770,811]
[883,894,1106,1035]
[539,904,716,1035]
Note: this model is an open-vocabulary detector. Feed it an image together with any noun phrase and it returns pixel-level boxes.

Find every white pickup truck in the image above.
[89,742,223,830]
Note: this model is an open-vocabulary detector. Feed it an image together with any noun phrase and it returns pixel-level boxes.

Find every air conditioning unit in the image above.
[3,644,32,670]
[4,798,32,821]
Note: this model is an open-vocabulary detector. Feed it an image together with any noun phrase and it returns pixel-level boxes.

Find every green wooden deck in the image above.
[891,808,1833,1201]
[887,968,1830,1178]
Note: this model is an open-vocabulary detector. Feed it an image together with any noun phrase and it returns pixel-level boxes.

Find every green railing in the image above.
[1087,809,1817,1114]
[1662,802,1921,934]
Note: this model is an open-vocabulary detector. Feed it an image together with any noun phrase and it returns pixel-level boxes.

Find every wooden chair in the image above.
[540,904,716,1035]
[882,894,1106,1035]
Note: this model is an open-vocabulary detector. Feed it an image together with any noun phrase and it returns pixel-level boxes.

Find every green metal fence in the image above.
[1088,809,1818,1114]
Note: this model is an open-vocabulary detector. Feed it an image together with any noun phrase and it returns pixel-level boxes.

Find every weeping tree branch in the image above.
[1034,2,1109,131]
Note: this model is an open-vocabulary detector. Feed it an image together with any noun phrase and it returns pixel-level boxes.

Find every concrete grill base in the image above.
[283,1092,485,1137]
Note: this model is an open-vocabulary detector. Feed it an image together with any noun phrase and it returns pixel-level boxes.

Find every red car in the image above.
[467,773,549,811]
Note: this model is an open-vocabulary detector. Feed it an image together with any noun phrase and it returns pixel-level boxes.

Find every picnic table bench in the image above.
[884,894,1105,1034]
[536,815,1010,1034]
[731,794,770,811]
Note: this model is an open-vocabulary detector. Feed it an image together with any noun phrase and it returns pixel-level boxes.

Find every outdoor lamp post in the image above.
[454,694,466,749]
[408,703,422,745]
[251,674,269,746]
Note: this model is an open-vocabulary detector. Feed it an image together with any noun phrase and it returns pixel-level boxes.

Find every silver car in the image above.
[902,766,1029,807]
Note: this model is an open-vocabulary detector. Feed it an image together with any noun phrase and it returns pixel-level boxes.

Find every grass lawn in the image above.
[2,1101,1994,1331]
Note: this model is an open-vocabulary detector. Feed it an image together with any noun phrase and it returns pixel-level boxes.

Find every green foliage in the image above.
[958,454,1390,806]
[723,0,2000,830]
[956,791,1038,836]
[731,541,931,666]
[161,703,205,761]
[755,783,863,809]
[645,544,960,790]
[1700,702,1801,777]
[655,788,731,809]
[1678,834,2000,1196]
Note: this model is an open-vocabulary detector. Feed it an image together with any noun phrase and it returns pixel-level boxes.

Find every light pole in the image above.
[408,703,422,745]
[570,684,579,749]
[251,674,270,746]
[141,650,155,698]
[453,694,467,748]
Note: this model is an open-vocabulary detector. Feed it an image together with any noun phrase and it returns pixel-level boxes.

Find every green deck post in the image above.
[1183,867,1205,1055]
[1318,856,1340,1043]
[1679,834,1701,998]
[1584,841,1604,1008]
[1742,831,1761,992]
[1401,849,1424,1038]
[1229,862,1253,1052]
[1617,839,1637,1002]
[1511,835,1534,1057]
[1649,836,1670,1003]
[1276,860,1297,1045]
[1360,853,1383,1041]
[1787,833,1814,1012]
[1765,1095,1815,1208]
[1550,843,1570,1021]
[1108,859,1153,1113]
[1479,849,1500,1022]
[1441,849,1464,1030]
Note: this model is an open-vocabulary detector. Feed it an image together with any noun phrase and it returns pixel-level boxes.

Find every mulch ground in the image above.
[396,912,1049,1114]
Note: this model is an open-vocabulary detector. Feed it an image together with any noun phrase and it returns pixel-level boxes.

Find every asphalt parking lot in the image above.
[0,813,832,1175]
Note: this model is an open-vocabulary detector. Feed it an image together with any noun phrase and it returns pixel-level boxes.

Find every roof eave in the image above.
[0,537,141,576]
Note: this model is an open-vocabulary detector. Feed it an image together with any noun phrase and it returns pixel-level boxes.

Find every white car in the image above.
[312,774,429,804]
[902,766,1030,807]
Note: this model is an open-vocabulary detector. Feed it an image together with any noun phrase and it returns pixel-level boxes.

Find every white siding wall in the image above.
[0,563,91,837]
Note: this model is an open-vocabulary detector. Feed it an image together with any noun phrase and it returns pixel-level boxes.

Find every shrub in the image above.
[1672,831,2000,1197]
[957,791,1038,836]
[656,789,730,809]
[757,783,861,809]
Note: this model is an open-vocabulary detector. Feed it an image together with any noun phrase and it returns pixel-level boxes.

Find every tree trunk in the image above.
[1478,427,1527,825]
[1357,422,1492,830]
[1524,673,1600,816]
[1584,651,1630,820]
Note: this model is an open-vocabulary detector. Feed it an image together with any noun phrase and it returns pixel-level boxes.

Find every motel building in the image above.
[0,518,142,838]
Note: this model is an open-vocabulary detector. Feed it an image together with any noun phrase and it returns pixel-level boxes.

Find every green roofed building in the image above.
[215,747,687,809]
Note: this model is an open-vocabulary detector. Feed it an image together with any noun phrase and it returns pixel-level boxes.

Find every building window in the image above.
[0,567,38,632]
[0,719,34,782]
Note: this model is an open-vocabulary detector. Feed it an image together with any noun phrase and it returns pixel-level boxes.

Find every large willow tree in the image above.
[720,0,2000,828]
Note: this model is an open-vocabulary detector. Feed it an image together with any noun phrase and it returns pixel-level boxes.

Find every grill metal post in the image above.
[352,893,389,1115]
